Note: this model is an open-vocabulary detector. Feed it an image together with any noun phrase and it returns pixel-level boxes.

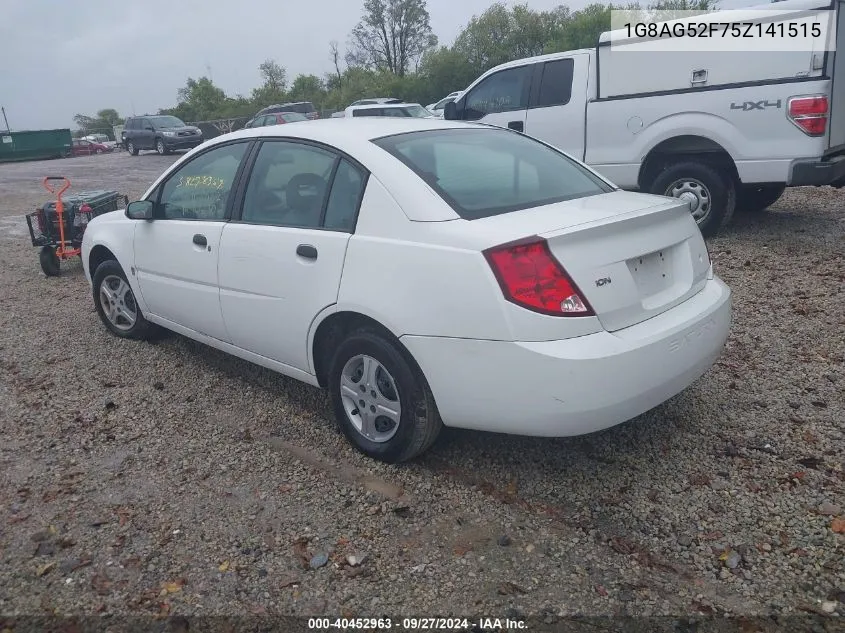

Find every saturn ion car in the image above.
[81,118,732,462]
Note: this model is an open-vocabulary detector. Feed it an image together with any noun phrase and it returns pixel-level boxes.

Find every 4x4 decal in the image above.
[730,100,782,112]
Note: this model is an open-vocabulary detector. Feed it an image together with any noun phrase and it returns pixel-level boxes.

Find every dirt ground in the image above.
[0,151,843,626]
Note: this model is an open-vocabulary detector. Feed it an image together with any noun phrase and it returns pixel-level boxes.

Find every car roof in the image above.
[346,103,423,111]
[148,119,498,224]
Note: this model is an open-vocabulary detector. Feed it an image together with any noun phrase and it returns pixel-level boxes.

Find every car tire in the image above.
[92,259,155,340]
[95,148,103,155]
[327,328,442,463]
[156,139,169,156]
[127,141,139,156]
[736,183,785,213]
[650,161,736,238]
[39,246,60,276]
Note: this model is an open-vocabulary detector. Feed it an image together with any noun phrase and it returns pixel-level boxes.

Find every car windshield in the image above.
[281,112,308,122]
[150,116,186,128]
[373,128,614,220]
[434,97,455,110]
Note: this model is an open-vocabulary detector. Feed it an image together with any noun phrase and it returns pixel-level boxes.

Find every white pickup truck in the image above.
[445,0,845,236]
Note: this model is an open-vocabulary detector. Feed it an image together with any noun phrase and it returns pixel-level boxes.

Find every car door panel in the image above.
[134,221,228,339]
[218,225,351,371]
[218,140,364,373]
[132,141,250,341]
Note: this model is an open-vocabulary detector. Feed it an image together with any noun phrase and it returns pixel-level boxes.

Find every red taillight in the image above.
[484,236,594,317]
[79,203,92,213]
[788,95,828,136]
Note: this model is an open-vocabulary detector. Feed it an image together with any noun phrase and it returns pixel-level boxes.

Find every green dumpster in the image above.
[0,129,73,163]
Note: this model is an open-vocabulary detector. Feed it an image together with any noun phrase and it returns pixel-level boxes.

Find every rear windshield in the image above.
[280,112,308,122]
[284,102,315,114]
[372,128,614,220]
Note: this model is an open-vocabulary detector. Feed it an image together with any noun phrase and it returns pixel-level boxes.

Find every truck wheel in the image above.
[650,162,736,238]
[39,246,60,277]
[736,184,785,213]
[156,139,169,156]
[127,141,139,156]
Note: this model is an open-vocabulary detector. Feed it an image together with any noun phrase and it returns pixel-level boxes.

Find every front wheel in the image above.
[156,139,169,155]
[736,183,785,213]
[650,162,736,238]
[327,328,442,463]
[92,260,155,340]
[95,148,103,155]
[39,246,60,276]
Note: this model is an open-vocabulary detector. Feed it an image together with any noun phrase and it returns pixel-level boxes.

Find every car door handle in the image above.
[296,244,318,260]
[192,233,207,247]
[508,121,524,132]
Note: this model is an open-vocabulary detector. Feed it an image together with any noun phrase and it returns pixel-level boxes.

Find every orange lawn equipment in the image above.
[25,176,128,277]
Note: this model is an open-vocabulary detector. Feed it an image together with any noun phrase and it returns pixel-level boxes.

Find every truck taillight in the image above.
[484,236,594,317]
[788,95,828,136]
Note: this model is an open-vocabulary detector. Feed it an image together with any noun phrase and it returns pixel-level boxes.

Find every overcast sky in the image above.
[1,0,758,131]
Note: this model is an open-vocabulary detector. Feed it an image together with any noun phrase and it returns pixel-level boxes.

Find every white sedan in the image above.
[81,119,732,463]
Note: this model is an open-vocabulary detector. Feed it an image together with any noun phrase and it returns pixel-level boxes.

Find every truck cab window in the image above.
[464,66,532,120]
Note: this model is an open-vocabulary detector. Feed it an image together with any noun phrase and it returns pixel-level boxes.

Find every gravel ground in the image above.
[0,152,843,622]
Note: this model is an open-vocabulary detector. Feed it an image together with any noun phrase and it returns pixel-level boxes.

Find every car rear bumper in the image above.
[401,275,731,437]
[788,154,845,186]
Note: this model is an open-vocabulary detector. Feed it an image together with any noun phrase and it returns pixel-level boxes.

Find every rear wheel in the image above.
[39,246,60,277]
[736,183,785,213]
[127,141,139,156]
[92,260,155,340]
[327,328,442,463]
[650,161,736,238]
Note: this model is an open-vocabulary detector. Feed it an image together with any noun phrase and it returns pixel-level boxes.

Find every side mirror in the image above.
[444,100,459,120]
[126,200,154,220]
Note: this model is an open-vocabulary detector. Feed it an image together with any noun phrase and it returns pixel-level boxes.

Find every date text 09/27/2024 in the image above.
[307,617,527,630]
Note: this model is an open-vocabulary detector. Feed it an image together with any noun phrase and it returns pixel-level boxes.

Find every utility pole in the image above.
[1,106,9,132]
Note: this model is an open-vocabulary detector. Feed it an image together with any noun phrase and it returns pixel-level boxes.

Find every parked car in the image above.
[243,112,309,128]
[82,118,731,463]
[83,133,118,150]
[343,103,433,119]
[348,98,402,107]
[122,115,204,156]
[71,138,112,156]
[426,91,462,117]
[254,102,320,121]
[444,0,845,237]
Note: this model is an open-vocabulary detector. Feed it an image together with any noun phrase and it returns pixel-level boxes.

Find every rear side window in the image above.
[536,59,574,108]
[353,109,382,117]
[373,128,613,220]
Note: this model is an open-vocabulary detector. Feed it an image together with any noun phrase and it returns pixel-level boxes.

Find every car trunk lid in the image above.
[476,190,711,333]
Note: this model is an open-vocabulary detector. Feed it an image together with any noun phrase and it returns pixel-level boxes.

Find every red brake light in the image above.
[484,236,594,317]
[788,95,828,136]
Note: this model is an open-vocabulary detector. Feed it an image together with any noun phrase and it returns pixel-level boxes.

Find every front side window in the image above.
[352,109,382,117]
[241,141,336,228]
[464,66,531,120]
[156,142,248,220]
[373,128,613,220]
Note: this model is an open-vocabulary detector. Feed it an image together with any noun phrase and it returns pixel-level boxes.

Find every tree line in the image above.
[73,0,716,138]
